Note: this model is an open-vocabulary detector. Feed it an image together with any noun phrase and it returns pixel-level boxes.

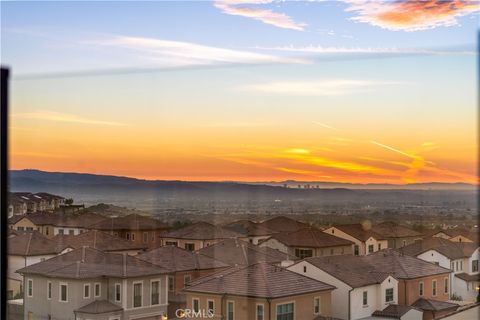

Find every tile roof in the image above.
[258,216,310,233]
[34,192,65,201]
[372,304,418,318]
[53,230,147,252]
[8,231,67,256]
[373,222,423,238]
[89,213,169,231]
[17,246,168,279]
[136,245,229,272]
[162,221,243,240]
[303,249,451,287]
[454,273,480,282]
[223,220,276,236]
[398,237,478,260]
[197,238,297,266]
[8,211,107,228]
[411,298,458,311]
[184,262,335,299]
[330,224,386,241]
[74,300,123,314]
[265,227,353,248]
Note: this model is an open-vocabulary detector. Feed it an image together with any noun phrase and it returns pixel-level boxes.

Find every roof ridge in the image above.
[25,232,34,256]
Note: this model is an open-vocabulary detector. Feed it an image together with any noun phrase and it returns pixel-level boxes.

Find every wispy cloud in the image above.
[345,0,480,31]
[88,35,306,67]
[312,121,339,131]
[14,111,126,126]
[214,0,306,31]
[241,79,399,96]
[254,44,476,55]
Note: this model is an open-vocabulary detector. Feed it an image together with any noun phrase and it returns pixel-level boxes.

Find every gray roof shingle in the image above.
[74,300,123,314]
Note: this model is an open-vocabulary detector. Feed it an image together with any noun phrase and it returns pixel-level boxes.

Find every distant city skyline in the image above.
[2,1,479,183]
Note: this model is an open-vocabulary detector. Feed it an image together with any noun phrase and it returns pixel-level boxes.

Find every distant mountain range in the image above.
[9,169,477,209]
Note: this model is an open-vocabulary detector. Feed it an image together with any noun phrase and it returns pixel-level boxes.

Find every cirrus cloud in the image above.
[345,0,480,31]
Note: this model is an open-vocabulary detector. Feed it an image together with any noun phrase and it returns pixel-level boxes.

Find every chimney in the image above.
[123,253,127,277]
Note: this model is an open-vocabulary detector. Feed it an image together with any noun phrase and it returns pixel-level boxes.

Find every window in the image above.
[94,283,100,297]
[444,278,449,294]
[115,283,121,302]
[165,241,178,246]
[402,240,407,247]
[472,260,478,272]
[314,297,321,314]
[17,227,24,231]
[363,291,368,306]
[193,298,200,312]
[143,232,148,243]
[168,275,175,291]
[59,283,68,302]
[456,261,459,271]
[83,283,90,299]
[27,279,33,297]
[295,248,313,259]
[368,245,374,253]
[126,233,130,240]
[185,243,195,251]
[131,233,135,241]
[133,282,142,308]
[46,227,49,235]
[26,227,33,231]
[58,229,64,235]
[385,288,394,303]
[303,266,307,273]
[184,275,191,287]
[69,230,74,235]
[460,261,463,271]
[277,302,294,320]
[47,281,52,299]
[354,245,359,256]
[331,229,335,234]
[151,280,160,305]
[208,300,215,315]
[378,243,381,250]
[419,282,424,296]
[227,301,234,320]
[432,280,437,296]
[451,261,455,270]
[257,304,264,320]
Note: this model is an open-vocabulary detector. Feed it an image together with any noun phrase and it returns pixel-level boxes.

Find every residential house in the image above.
[372,222,423,249]
[7,194,28,217]
[399,237,479,302]
[89,213,169,249]
[137,245,229,319]
[197,238,296,267]
[7,231,72,299]
[10,192,48,213]
[364,305,423,320]
[184,262,335,320]
[257,216,311,233]
[159,221,244,251]
[411,298,458,320]
[323,224,388,256]
[288,255,400,320]
[289,250,452,319]
[34,192,66,211]
[259,227,354,258]
[17,246,170,320]
[430,228,479,244]
[223,219,276,244]
[53,230,148,255]
[8,211,107,238]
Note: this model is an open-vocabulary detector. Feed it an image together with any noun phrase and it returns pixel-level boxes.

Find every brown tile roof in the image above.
[398,237,478,260]
[8,211,107,228]
[411,298,458,312]
[184,262,335,299]
[162,221,243,240]
[303,249,451,287]
[8,231,67,256]
[137,245,229,272]
[372,304,418,318]
[223,220,276,237]
[331,224,386,241]
[89,213,168,231]
[17,246,168,279]
[455,273,480,282]
[53,230,147,252]
[34,192,65,201]
[8,215,25,224]
[266,227,353,248]
[258,216,310,233]
[373,222,423,238]
[197,238,297,266]
[74,300,123,314]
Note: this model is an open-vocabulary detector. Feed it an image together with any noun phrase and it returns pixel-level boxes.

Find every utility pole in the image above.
[1,66,9,320]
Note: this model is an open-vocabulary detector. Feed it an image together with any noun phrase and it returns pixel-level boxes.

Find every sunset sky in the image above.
[2,1,479,183]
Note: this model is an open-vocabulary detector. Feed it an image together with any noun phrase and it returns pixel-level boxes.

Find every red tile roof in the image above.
[89,213,168,231]
[53,230,147,252]
[8,231,68,256]
[266,227,353,248]
[258,216,310,233]
[162,221,243,240]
